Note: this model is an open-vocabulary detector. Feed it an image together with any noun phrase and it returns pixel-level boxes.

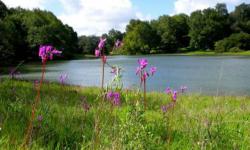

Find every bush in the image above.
[215,32,250,52]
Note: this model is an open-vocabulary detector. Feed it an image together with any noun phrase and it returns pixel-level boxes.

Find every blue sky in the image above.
[2,0,249,35]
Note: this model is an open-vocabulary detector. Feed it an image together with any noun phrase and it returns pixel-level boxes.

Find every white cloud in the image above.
[59,0,149,36]
[1,0,153,35]
[2,0,46,9]
[174,0,247,15]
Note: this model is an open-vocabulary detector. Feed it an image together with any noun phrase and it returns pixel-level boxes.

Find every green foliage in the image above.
[0,0,8,19]
[151,14,189,52]
[122,19,159,54]
[230,3,250,33]
[215,32,250,52]
[189,3,231,50]
[0,1,78,66]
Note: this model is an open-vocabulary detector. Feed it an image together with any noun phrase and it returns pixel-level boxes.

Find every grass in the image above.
[0,79,249,149]
[178,50,250,56]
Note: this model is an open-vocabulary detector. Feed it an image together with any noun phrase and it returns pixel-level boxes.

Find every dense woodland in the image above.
[1,0,250,66]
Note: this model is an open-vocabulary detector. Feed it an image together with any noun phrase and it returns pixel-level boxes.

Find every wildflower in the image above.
[37,115,43,122]
[165,87,172,94]
[106,91,121,106]
[39,45,62,62]
[98,37,106,49]
[161,105,167,113]
[111,67,117,74]
[149,66,157,75]
[59,73,68,85]
[113,92,120,106]
[107,91,113,100]
[138,58,148,69]
[95,49,100,57]
[180,86,187,93]
[115,39,122,48]
[172,91,177,102]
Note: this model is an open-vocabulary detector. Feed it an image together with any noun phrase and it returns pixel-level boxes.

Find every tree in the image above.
[215,32,250,52]
[0,0,8,19]
[78,35,99,54]
[189,3,231,50]
[230,3,250,33]
[122,19,159,54]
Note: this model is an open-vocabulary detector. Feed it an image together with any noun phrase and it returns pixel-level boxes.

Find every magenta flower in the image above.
[59,73,68,85]
[113,92,121,106]
[161,105,167,113]
[115,39,122,48]
[149,67,157,75]
[138,58,148,69]
[172,91,177,102]
[39,45,62,62]
[95,49,100,57]
[180,86,187,93]
[106,91,121,106]
[37,115,43,122]
[107,91,113,100]
[98,37,106,49]
[165,87,172,94]
[111,67,117,75]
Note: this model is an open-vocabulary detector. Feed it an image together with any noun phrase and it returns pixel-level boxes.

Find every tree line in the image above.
[0,0,79,66]
[1,0,250,66]
[79,3,250,55]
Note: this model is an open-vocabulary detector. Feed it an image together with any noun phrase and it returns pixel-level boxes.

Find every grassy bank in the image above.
[175,50,250,56]
[0,79,249,149]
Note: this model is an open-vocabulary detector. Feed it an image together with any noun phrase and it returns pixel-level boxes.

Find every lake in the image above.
[4,55,250,95]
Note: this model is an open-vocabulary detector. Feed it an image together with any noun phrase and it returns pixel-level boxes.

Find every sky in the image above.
[2,0,249,36]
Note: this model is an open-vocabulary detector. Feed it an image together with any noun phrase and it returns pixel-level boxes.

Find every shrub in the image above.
[214,32,250,52]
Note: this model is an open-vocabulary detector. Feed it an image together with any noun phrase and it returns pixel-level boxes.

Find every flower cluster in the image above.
[114,39,123,48]
[39,45,62,63]
[136,58,156,84]
[59,73,68,85]
[95,37,106,58]
[161,86,187,113]
[106,91,121,106]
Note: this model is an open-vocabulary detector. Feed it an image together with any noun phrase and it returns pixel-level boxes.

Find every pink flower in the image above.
[107,91,113,100]
[111,67,117,74]
[37,115,43,122]
[95,49,100,57]
[180,86,187,93]
[149,66,157,75]
[59,73,68,85]
[115,39,121,48]
[98,37,106,49]
[165,87,172,94]
[161,105,167,113]
[138,58,148,69]
[113,92,121,106]
[172,91,177,102]
[39,45,62,62]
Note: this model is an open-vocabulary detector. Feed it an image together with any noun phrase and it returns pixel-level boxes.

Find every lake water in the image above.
[4,55,250,95]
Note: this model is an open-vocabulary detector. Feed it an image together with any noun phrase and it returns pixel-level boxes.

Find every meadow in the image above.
[0,79,249,149]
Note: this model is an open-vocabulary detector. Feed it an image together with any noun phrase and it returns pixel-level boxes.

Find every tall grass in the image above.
[0,79,249,149]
